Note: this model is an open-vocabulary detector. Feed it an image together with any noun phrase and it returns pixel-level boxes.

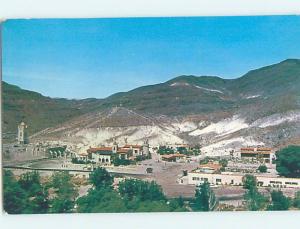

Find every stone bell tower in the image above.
[143,139,150,155]
[112,138,118,153]
[17,121,27,144]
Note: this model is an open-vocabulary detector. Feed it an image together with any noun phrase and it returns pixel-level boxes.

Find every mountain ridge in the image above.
[2,59,300,143]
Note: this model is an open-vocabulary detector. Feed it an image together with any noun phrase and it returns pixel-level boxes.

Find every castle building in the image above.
[17,122,27,144]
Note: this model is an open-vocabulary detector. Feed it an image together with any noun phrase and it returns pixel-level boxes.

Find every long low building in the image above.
[188,170,300,188]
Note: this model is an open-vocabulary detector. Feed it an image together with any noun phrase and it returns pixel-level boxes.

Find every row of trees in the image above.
[77,168,187,212]
[3,168,187,214]
[4,168,300,214]
[157,146,200,156]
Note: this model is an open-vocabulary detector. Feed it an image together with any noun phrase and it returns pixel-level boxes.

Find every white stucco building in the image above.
[187,170,300,188]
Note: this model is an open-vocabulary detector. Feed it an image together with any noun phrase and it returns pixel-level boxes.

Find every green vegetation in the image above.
[267,190,291,211]
[47,171,78,213]
[293,191,300,209]
[135,154,151,162]
[71,157,94,164]
[3,170,27,214]
[157,146,175,155]
[219,159,228,168]
[3,170,77,214]
[118,179,165,201]
[275,145,300,178]
[157,146,200,156]
[113,157,132,166]
[258,164,268,173]
[219,158,228,171]
[76,168,187,213]
[89,167,113,189]
[18,171,49,213]
[242,175,267,211]
[4,167,300,213]
[192,181,217,211]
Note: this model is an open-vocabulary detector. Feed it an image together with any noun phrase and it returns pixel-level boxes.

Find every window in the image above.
[216,179,222,183]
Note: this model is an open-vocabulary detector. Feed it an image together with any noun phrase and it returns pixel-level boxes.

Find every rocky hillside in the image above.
[2,59,300,151]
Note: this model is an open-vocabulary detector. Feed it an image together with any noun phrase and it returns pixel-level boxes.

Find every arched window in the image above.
[106,158,109,162]
[102,158,105,163]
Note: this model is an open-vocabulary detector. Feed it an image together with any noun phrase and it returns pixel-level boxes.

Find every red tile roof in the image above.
[87,147,112,153]
[123,144,142,149]
[198,163,221,171]
[117,148,131,154]
[241,148,255,151]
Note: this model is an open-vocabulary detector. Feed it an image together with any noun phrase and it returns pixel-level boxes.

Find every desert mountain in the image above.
[2,59,300,153]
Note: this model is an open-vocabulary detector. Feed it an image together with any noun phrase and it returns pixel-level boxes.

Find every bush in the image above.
[293,191,300,209]
[135,154,151,162]
[113,157,131,166]
[89,167,113,189]
[267,190,290,211]
[258,164,268,173]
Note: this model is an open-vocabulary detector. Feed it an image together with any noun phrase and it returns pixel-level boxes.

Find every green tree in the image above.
[76,188,127,213]
[293,191,300,209]
[18,171,49,213]
[48,171,78,213]
[242,175,267,211]
[89,167,113,189]
[267,190,290,211]
[3,170,26,214]
[258,164,268,173]
[118,179,165,202]
[219,159,228,168]
[242,174,257,189]
[193,181,217,211]
[275,145,300,178]
[168,197,187,212]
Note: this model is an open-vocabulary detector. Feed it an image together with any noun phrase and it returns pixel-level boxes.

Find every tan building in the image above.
[239,147,275,163]
[162,153,186,162]
[87,147,113,165]
[198,163,222,174]
[123,144,143,156]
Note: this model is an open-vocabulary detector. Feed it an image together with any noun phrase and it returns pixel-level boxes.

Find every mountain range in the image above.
[2,59,300,154]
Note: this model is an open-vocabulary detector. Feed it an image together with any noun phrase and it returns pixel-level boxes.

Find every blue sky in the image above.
[2,16,300,99]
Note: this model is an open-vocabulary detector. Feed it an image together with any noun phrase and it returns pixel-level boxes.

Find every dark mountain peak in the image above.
[280,58,300,64]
